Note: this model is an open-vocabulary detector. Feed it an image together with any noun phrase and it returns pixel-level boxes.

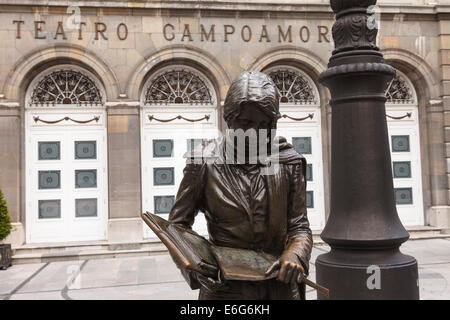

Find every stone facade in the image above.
[0,0,449,246]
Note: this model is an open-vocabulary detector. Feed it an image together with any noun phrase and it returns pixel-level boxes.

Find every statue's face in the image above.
[228,102,272,131]
[227,102,274,159]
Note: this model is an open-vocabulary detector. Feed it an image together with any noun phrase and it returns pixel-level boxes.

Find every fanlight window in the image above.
[144,69,213,105]
[267,69,317,105]
[29,70,103,107]
[385,73,415,104]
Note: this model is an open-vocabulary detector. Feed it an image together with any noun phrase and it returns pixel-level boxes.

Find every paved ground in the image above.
[1,238,449,300]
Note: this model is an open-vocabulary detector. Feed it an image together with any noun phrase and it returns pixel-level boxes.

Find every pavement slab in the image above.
[0,262,46,298]
[0,239,448,300]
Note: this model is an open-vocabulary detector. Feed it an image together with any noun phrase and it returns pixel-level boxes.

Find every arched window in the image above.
[140,65,218,239]
[264,65,324,230]
[25,65,108,243]
[266,67,318,105]
[384,68,423,226]
[28,69,104,107]
[385,71,416,105]
[142,67,215,106]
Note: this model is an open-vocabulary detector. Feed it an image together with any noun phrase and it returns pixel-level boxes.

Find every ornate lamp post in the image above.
[316,0,420,299]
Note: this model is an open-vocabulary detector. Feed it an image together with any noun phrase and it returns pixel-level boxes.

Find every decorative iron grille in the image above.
[29,70,103,107]
[267,69,317,104]
[144,69,213,105]
[385,74,414,104]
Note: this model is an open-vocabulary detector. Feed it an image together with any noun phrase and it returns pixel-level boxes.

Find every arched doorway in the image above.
[25,65,108,243]
[140,65,220,237]
[385,69,424,226]
[264,66,326,230]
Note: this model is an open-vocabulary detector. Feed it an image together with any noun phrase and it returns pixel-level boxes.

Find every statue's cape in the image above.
[184,136,306,167]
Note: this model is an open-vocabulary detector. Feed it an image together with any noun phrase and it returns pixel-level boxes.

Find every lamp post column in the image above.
[316,0,420,299]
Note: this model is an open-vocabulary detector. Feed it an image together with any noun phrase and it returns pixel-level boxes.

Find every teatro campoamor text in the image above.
[11,20,331,43]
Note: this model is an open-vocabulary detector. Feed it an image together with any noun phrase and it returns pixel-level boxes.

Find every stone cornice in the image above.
[0,0,448,16]
[0,101,20,108]
[1,0,332,12]
[105,101,140,108]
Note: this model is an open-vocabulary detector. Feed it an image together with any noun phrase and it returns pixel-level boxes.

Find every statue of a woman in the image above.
[169,71,313,300]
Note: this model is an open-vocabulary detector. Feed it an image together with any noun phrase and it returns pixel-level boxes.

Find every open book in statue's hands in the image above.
[141,211,219,279]
[141,211,277,281]
[210,245,278,281]
[141,211,329,297]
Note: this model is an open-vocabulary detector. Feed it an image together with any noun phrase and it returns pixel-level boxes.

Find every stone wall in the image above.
[0,0,449,244]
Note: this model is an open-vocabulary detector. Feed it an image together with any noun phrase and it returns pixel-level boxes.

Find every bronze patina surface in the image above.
[315,0,420,299]
[168,71,313,300]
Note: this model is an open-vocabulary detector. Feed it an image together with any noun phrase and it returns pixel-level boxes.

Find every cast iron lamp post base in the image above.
[315,0,419,299]
[316,249,419,300]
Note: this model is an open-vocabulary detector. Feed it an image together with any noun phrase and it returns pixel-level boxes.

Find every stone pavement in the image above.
[0,238,449,300]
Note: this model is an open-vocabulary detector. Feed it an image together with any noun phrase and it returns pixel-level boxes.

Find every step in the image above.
[11,226,449,264]
[12,245,168,265]
[13,239,162,255]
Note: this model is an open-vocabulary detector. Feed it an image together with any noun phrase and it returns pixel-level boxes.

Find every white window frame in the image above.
[385,69,424,226]
[140,65,219,238]
[25,65,108,243]
[264,66,325,230]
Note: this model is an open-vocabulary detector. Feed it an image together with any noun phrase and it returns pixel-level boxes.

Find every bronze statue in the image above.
[168,71,313,300]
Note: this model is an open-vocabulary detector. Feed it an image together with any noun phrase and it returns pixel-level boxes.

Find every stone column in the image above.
[315,0,419,299]
[432,16,450,231]
[0,101,24,247]
[106,103,143,242]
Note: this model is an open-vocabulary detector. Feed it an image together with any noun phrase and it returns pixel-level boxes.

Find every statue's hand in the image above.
[265,250,305,284]
[194,270,227,291]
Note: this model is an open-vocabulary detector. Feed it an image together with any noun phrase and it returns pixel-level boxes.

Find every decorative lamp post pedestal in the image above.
[315,0,420,299]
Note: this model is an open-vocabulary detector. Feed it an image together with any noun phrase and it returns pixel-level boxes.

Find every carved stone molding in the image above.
[33,116,100,124]
[281,113,314,121]
[386,112,412,120]
[148,114,210,123]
